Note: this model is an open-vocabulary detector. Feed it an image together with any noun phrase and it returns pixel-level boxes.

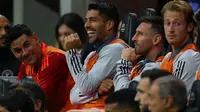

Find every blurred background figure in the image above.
[187,80,200,112]
[11,78,46,112]
[117,21,122,37]
[0,105,9,112]
[193,9,200,48]
[194,9,200,27]
[55,12,94,64]
[55,12,87,50]
[0,15,9,47]
[193,24,199,44]
[0,89,35,112]
[0,15,20,77]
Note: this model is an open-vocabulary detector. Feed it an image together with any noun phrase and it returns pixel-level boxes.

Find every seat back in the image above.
[139,8,156,17]
[188,80,200,110]
[120,13,139,47]
[194,9,200,48]
[195,26,200,48]
[0,78,12,96]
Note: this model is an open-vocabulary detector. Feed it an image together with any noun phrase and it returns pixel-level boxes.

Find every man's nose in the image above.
[0,28,6,38]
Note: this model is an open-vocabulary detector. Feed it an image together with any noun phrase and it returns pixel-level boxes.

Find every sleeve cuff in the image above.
[116,59,132,75]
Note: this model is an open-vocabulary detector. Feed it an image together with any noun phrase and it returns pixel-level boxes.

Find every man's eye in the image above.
[24,43,30,48]
[176,22,180,26]
[14,49,21,53]
[164,22,170,26]
[138,32,143,35]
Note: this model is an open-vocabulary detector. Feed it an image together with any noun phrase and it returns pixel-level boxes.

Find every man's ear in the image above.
[106,20,115,31]
[187,22,194,32]
[32,32,39,41]
[164,95,174,108]
[152,34,162,46]
[32,32,40,45]
[34,100,43,111]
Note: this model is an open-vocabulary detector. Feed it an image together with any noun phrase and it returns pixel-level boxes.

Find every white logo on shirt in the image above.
[1,69,14,76]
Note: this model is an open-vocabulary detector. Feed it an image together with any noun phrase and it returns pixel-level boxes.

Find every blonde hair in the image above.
[161,0,194,24]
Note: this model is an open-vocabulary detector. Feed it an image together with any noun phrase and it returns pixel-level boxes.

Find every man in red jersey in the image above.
[6,24,74,112]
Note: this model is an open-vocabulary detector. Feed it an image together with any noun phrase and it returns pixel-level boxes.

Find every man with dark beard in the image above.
[114,16,167,90]
[64,2,128,109]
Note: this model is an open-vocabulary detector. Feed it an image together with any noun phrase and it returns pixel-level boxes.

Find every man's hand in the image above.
[64,33,82,51]
[98,79,114,96]
[121,48,138,61]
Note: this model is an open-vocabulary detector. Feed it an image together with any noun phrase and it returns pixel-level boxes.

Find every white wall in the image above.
[24,0,60,45]
[13,0,60,46]
[60,0,91,18]
[13,0,95,46]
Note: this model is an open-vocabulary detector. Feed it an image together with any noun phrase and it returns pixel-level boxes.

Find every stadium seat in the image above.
[119,13,139,48]
[139,8,157,17]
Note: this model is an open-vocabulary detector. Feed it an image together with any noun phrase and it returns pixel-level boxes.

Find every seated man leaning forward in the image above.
[5,24,74,112]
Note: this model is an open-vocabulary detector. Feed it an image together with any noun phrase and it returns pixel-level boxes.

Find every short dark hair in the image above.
[105,89,140,112]
[15,78,46,112]
[139,16,168,48]
[141,69,172,84]
[88,2,119,33]
[155,75,187,111]
[6,24,33,47]
[0,89,34,112]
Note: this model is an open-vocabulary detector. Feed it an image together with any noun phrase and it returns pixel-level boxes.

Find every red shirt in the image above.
[17,43,74,112]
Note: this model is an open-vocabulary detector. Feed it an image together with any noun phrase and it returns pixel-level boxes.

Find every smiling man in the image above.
[5,24,74,112]
[64,2,128,109]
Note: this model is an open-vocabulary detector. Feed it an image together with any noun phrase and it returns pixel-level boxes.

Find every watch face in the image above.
[1,69,13,76]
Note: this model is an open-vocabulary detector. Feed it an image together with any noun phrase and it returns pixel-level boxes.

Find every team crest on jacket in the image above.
[1,69,13,76]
